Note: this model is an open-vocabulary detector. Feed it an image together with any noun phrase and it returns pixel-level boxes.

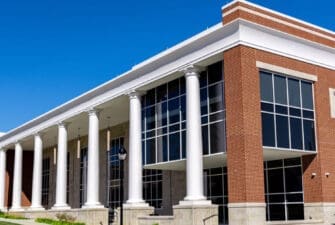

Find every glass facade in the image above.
[143,169,163,209]
[80,148,88,207]
[142,61,226,165]
[260,71,316,151]
[264,158,304,221]
[107,137,124,222]
[42,158,50,208]
[204,167,228,225]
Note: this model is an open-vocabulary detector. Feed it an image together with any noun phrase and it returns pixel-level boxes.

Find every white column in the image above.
[0,149,6,211]
[84,109,103,208]
[11,142,23,211]
[183,65,208,204]
[30,133,44,210]
[52,122,70,209]
[126,91,147,206]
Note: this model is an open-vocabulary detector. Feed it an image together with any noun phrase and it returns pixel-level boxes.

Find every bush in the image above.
[35,217,85,225]
[0,211,26,220]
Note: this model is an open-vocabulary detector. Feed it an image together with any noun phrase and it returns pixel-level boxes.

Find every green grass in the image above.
[35,218,85,225]
[0,212,26,220]
[0,222,23,225]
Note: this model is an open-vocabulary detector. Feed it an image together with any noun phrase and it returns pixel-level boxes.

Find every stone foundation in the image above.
[304,202,335,224]
[173,202,218,225]
[228,203,266,225]
[9,208,108,225]
[119,204,154,225]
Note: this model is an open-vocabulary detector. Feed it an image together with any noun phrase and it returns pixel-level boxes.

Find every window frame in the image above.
[260,69,317,152]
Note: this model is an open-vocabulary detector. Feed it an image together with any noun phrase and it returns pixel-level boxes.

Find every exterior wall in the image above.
[5,150,33,208]
[224,46,265,204]
[223,44,335,223]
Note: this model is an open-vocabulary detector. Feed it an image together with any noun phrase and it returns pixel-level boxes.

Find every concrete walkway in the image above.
[0,217,41,225]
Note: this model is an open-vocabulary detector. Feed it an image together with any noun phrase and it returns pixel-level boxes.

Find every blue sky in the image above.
[0,0,334,132]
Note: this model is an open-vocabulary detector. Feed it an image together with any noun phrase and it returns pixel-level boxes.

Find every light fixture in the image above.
[118,146,127,225]
[53,136,57,165]
[311,172,316,178]
[77,128,81,159]
[118,146,127,161]
[107,116,111,151]
[325,172,330,177]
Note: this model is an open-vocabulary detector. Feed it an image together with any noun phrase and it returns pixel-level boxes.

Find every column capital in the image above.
[86,107,102,116]
[57,121,70,128]
[0,148,7,152]
[181,65,204,77]
[34,132,45,138]
[127,90,144,99]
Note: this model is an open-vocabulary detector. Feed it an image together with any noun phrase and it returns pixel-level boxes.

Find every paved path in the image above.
[0,218,41,225]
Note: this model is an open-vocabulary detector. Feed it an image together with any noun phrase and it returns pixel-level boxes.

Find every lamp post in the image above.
[118,146,127,225]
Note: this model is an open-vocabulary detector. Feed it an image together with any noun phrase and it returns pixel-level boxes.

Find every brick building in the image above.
[0,1,334,225]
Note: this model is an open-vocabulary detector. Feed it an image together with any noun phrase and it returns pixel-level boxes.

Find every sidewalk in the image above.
[0,218,41,225]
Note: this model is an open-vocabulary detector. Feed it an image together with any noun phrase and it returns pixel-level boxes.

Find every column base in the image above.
[228,203,266,225]
[29,206,45,211]
[9,207,25,212]
[173,201,218,225]
[51,204,71,210]
[119,203,154,225]
[305,202,335,224]
[178,199,212,206]
[82,202,104,209]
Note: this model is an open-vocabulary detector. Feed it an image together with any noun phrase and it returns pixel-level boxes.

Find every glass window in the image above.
[208,61,222,84]
[262,113,275,147]
[107,137,124,223]
[276,115,289,148]
[290,118,303,149]
[301,81,313,109]
[303,120,316,151]
[143,169,163,210]
[260,72,273,102]
[168,79,179,99]
[288,79,301,107]
[274,75,287,104]
[210,122,225,154]
[42,158,50,208]
[260,71,315,151]
[204,167,228,225]
[265,158,304,221]
[142,61,226,165]
[169,133,180,161]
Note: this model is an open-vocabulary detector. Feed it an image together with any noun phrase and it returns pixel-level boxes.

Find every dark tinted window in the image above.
[274,75,287,104]
[288,79,300,107]
[276,115,289,148]
[260,72,273,102]
[262,113,275,146]
[301,81,313,109]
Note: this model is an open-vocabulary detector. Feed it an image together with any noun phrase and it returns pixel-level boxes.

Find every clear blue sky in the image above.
[0,0,334,132]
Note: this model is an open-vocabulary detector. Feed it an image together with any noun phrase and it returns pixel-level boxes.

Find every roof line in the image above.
[221,0,335,37]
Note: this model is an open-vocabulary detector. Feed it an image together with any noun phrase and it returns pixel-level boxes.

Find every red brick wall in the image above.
[224,44,335,204]
[222,2,335,48]
[224,46,265,203]
[5,150,33,207]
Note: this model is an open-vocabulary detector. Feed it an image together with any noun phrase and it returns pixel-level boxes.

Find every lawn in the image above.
[0,222,22,225]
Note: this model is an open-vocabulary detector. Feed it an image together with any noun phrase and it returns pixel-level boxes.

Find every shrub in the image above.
[56,213,76,222]
[35,217,85,225]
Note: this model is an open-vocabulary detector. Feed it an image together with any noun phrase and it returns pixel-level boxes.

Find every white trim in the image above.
[329,88,335,118]
[256,61,317,81]
[221,0,335,36]
[223,6,335,42]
